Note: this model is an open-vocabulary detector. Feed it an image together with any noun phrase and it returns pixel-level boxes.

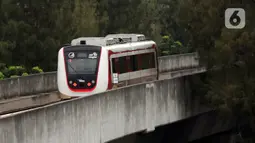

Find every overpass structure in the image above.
[0,52,234,143]
[0,52,203,99]
[0,53,205,114]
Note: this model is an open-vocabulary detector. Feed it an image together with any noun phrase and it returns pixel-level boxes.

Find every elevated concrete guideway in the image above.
[0,52,214,143]
[0,53,206,114]
[0,52,203,99]
[0,76,211,143]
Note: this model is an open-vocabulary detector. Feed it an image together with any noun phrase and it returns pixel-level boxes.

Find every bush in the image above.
[0,72,4,80]
[22,72,28,76]
[31,66,43,74]
[1,67,10,77]
[8,66,26,76]
[10,75,19,78]
[162,35,170,43]
[158,35,191,56]
[0,65,45,79]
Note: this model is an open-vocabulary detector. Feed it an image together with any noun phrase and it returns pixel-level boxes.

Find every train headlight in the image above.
[92,80,95,84]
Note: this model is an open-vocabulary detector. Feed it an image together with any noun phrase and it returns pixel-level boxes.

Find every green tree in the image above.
[72,0,99,37]
[176,0,255,140]
[0,72,4,79]
[158,35,189,56]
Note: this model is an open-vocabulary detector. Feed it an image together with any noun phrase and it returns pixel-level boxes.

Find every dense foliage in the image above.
[0,0,186,72]
[0,0,255,141]
[180,0,255,141]
[158,35,191,56]
[0,66,43,79]
[0,0,187,78]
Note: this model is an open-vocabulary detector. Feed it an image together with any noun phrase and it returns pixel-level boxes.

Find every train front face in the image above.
[57,45,107,97]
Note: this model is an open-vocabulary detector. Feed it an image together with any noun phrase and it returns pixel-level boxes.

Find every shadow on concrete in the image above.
[108,110,236,143]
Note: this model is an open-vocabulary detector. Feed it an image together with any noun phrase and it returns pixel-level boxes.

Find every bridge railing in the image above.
[0,72,57,99]
[158,52,199,73]
[0,52,201,99]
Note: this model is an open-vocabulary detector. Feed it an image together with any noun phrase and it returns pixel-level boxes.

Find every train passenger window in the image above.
[111,57,128,74]
[112,59,116,73]
[112,58,119,73]
[139,53,155,70]
[129,55,139,71]
[149,53,156,68]
[119,57,126,74]
[126,56,131,71]
[111,53,155,74]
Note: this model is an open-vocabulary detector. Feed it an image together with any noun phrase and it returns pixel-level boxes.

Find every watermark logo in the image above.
[225,8,245,29]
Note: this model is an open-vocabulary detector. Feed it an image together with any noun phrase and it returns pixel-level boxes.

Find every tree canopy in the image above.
[179,0,255,141]
[0,0,186,77]
[0,0,255,141]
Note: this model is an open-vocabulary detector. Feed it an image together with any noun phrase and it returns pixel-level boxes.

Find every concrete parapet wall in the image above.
[0,92,61,115]
[158,52,199,73]
[0,72,57,99]
[0,52,201,99]
[0,77,209,143]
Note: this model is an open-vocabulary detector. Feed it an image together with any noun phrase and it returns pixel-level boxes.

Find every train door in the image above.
[126,53,142,85]
[110,53,130,88]
[138,51,157,82]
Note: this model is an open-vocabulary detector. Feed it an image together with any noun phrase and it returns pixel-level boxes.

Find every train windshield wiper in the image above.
[67,62,79,75]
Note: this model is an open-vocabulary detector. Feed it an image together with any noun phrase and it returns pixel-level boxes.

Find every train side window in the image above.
[139,54,146,70]
[150,53,156,68]
[111,53,153,74]
[119,57,127,74]
[112,58,120,73]
[130,55,139,71]
[111,57,128,74]
[126,56,131,72]
[112,59,116,73]
[139,53,155,70]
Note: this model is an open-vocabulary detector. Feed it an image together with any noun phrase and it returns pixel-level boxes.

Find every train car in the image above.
[57,34,159,98]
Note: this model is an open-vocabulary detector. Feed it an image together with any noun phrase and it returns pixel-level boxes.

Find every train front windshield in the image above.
[63,45,101,90]
[67,55,98,74]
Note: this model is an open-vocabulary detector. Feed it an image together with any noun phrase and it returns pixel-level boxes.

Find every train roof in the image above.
[71,34,148,46]
[69,33,156,52]
[104,40,156,52]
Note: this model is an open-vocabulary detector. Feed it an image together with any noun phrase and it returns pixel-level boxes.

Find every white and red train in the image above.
[57,34,159,98]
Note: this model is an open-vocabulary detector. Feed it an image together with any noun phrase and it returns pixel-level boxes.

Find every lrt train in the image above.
[57,34,159,98]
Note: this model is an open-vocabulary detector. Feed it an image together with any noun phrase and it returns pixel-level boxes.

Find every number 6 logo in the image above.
[225,8,245,29]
